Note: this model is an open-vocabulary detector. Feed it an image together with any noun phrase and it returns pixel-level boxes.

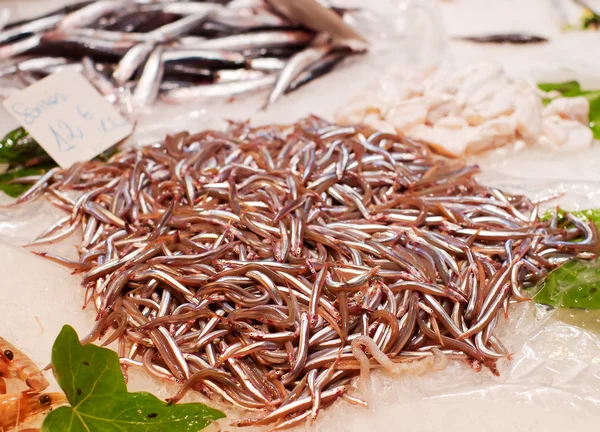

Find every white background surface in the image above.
[1,1,600,431]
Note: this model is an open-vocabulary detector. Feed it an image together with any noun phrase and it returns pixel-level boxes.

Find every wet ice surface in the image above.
[1,0,600,430]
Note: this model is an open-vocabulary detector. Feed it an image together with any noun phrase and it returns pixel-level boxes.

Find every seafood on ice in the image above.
[9,117,598,428]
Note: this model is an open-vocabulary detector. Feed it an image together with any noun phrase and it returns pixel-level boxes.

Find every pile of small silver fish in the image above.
[13,117,598,429]
[0,0,366,108]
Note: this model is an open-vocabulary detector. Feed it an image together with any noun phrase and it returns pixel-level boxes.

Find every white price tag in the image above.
[3,70,133,168]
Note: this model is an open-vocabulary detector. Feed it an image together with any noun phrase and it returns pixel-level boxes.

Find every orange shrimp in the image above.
[0,392,67,431]
[0,337,49,393]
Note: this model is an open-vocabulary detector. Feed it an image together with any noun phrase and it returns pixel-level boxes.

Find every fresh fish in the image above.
[248,57,286,71]
[286,51,347,93]
[112,42,154,85]
[4,1,93,28]
[159,80,195,91]
[179,30,314,51]
[59,0,126,30]
[210,8,291,29]
[0,56,66,77]
[30,62,85,77]
[64,28,153,42]
[0,14,63,45]
[162,48,247,69]
[38,30,136,61]
[163,63,213,81]
[264,44,331,108]
[227,0,268,8]
[142,3,224,17]
[0,0,366,108]
[0,34,42,60]
[160,74,276,101]
[132,45,164,108]
[148,13,212,42]
[215,69,265,82]
[455,33,549,44]
[0,8,10,32]
[82,57,118,102]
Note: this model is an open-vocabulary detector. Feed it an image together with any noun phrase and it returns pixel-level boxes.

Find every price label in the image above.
[3,70,133,168]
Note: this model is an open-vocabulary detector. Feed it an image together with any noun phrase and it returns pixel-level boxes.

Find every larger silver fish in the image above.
[0,56,68,77]
[0,14,63,45]
[141,2,223,16]
[179,30,314,51]
[248,57,286,71]
[148,13,212,42]
[132,45,164,108]
[264,44,331,108]
[59,0,126,30]
[162,48,246,69]
[0,34,42,60]
[112,42,155,85]
[82,57,118,103]
[160,74,276,101]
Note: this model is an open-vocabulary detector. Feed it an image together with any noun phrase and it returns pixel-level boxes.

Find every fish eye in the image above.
[3,350,13,361]
[39,395,51,405]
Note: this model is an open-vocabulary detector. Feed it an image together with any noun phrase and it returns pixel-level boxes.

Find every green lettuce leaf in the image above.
[42,325,225,432]
[535,209,600,309]
[535,258,600,309]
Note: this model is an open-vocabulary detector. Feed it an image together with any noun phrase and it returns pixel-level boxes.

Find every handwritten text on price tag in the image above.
[3,70,133,168]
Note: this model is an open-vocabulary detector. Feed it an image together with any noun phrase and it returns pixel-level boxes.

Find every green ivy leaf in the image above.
[42,326,225,432]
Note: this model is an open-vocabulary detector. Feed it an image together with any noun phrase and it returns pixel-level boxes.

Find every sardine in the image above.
[455,33,548,44]
[60,0,125,30]
[132,45,164,108]
[179,30,314,51]
[112,42,155,84]
[162,48,247,69]
[0,14,63,45]
[287,51,347,93]
[0,34,43,60]
[160,73,276,101]
[264,43,331,108]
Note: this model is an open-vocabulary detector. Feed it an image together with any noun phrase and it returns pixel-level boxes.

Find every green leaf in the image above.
[537,81,582,95]
[537,81,600,139]
[535,208,600,309]
[540,208,600,230]
[0,127,50,165]
[535,259,600,309]
[0,166,53,198]
[42,326,225,432]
